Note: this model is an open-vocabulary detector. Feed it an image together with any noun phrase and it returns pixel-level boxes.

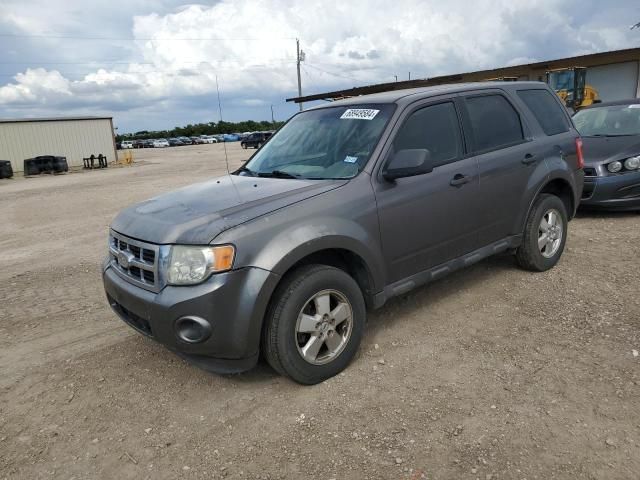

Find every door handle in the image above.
[522,153,538,165]
[450,173,472,187]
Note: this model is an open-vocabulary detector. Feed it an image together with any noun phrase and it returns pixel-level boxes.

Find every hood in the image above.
[581,135,640,166]
[111,175,347,244]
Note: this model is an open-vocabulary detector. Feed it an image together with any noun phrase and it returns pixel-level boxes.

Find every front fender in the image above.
[215,176,385,293]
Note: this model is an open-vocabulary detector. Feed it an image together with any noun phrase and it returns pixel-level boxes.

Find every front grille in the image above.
[108,295,153,337]
[109,230,161,292]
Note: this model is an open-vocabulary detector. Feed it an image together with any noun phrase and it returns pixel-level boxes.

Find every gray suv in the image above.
[103,82,584,384]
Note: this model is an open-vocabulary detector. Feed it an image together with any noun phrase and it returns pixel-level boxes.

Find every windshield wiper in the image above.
[257,170,300,179]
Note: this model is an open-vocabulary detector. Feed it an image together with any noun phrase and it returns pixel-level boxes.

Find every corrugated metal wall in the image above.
[0,118,115,173]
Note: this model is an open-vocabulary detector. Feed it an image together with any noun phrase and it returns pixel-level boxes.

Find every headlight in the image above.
[624,156,640,170]
[607,161,622,173]
[166,245,235,285]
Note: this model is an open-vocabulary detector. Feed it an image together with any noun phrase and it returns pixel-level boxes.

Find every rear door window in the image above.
[463,94,524,153]
[517,89,569,136]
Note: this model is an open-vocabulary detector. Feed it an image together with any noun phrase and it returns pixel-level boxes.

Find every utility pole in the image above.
[408,72,411,80]
[270,104,275,125]
[296,38,305,111]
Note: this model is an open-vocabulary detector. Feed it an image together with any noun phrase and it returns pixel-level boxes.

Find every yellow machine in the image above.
[546,67,600,111]
[117,149,134,166]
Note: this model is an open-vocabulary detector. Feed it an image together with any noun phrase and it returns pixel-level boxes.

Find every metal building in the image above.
[0,116,117,173]
[288,47,640,105]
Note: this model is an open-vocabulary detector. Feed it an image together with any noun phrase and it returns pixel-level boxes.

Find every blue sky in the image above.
[1,0,639,133]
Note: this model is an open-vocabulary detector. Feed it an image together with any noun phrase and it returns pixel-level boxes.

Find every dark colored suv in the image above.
[241,131,273,149]
[103,82,584,384]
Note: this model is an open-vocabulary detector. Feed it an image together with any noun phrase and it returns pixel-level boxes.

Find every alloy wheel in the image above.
[295,289,353,365]
[538,208,563,258]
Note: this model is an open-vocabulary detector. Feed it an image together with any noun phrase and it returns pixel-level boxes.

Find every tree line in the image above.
[116,120,285,141]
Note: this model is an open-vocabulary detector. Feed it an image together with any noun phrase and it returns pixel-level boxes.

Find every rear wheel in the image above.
[262,265,366,384]
[516,194,568,271]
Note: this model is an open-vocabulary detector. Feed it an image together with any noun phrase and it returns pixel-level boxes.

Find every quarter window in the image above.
[465,95,524,152]
[393,102,462,167]
[517,89,569,136]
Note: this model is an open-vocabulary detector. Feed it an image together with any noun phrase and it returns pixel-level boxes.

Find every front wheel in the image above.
[241,143,247,149]
[262,265,366,384]
[516,193,568,271]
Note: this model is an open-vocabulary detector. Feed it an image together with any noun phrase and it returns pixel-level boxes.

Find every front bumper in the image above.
[580,171,640,211]
[103,262,279,374]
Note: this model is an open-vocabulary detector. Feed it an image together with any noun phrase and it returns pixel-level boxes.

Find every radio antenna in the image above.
[215,74,230,176]
[215,75,243,204]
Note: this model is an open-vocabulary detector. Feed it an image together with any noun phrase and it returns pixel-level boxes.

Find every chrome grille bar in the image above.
[109,230,161,292]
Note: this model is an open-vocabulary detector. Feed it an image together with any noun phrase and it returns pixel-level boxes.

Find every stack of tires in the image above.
[0,160,13,179]
[23,156,68,176]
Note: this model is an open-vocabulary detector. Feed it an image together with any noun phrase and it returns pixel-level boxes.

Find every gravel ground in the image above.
[1,143,639,480]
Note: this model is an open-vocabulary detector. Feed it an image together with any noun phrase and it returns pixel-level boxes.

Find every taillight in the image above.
[575,137,585,169]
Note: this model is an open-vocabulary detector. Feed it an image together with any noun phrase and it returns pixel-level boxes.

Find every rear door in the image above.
[373,97,482,284]
[458,91,546,245]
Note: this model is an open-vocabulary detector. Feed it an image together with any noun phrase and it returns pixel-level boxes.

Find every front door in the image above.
[373,99,481,284]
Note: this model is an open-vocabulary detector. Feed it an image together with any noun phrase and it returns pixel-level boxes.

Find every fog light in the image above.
[175,316,212,344]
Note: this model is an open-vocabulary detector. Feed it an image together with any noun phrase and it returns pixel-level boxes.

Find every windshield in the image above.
[548,70,574,93]
[573,104,640,136]
[238,104,395,179]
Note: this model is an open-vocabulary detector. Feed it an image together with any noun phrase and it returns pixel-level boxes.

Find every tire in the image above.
[516,193,568,272]
[262,264,366,385]
[256,142,262,149]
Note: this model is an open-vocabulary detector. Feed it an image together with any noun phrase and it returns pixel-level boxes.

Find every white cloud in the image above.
[0,0,638,130]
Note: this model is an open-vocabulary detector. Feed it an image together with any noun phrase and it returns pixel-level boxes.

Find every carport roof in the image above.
[0,116,113,124]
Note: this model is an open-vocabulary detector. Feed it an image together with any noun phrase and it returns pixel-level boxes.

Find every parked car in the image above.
[178,136,194,145]
[153,139,170,148]
[200,135,218,144]
[103,82,583,384]
[572,99,640,211]
[241,131,273,149]
[142,139,155,148]
[168,138,184,147]
[222,134,240,142]
[133,140,145,149]
[121,141,134,149]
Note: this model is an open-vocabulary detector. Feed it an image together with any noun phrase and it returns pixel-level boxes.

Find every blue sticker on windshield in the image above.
[344,156,358,163]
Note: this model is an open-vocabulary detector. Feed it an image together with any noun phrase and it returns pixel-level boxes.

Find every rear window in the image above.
[517,89,569,136]
[464,94,524,152]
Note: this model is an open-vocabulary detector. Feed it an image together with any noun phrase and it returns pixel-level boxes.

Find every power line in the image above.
[0,33,297,41]
[304,63,359,81]
[0,59,296,65]
[0,62,297,77]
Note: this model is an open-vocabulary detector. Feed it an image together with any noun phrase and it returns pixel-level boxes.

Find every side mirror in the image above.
[383,149,433,181]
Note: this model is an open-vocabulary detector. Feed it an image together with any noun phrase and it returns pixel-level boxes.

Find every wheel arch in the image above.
[268,242,382,309]
[536,177,575,219]
[522,177,576,234]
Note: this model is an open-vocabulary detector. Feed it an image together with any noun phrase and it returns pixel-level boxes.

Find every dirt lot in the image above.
[1,143,639,480]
